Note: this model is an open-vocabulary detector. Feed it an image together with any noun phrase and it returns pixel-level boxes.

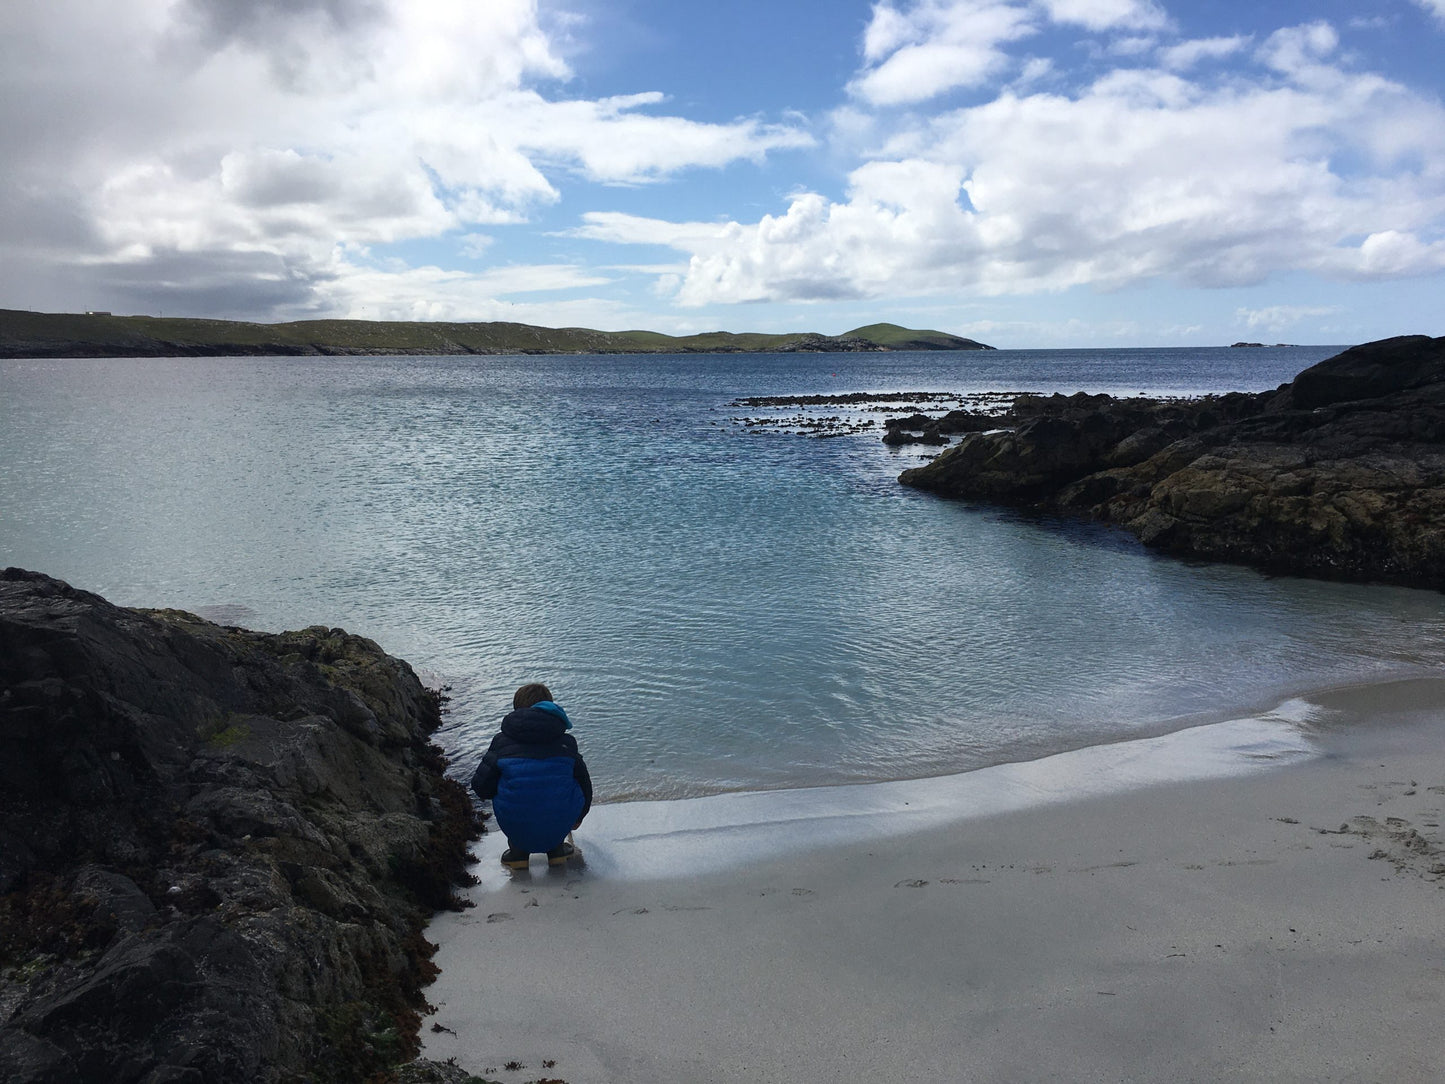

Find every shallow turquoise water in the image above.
[3,348,1442,799]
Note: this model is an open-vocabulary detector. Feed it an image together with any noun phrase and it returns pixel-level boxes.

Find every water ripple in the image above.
[4,350,1442,801]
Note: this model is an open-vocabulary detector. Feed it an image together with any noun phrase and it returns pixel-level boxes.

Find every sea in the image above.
[3,346,1443,802]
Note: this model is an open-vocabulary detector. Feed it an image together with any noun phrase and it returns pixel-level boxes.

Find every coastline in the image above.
[558,660,1440,807]
[0,310,991,359]
[897,334,1445,591]
[422,674,1445,1082]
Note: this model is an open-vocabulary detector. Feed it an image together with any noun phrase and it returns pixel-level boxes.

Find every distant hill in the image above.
[0,309,994,358]
[843,323,989,350]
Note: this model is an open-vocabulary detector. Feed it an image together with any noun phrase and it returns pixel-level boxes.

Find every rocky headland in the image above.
[898,335,1445,590]
[0,569,482,1083]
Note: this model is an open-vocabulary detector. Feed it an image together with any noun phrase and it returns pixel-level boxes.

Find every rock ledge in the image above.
[0,570,480,1083]
[900,335,1445,589]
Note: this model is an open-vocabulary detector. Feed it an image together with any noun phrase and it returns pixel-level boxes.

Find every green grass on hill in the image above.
[844,322,979,349]
[0,309,993,358]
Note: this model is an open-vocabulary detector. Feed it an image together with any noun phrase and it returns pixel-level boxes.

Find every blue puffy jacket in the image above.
[470,702,593,853]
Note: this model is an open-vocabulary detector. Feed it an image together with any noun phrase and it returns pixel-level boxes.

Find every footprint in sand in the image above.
[486,912,512,923]
[894,878,928,888]
[791,888,814,897]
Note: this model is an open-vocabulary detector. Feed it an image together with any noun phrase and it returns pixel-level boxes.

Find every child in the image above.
[470,682,593,869]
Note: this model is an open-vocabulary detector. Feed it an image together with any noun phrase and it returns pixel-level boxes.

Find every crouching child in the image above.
[471,682,593,869]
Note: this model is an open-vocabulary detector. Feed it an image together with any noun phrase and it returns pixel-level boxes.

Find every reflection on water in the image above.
[2,349,1442,800]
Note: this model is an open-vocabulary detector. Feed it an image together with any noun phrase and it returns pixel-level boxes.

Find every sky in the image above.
[2,0,1444,347]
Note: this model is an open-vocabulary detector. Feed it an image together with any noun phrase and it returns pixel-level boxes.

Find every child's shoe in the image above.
[500,848,530,869]
[546,842,577,866]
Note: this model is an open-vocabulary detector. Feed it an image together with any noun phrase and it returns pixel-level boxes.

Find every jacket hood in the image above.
[532,700,572,730]
[500,703,571,743]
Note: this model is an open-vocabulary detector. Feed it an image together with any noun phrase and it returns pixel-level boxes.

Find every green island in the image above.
[0,309,992,358]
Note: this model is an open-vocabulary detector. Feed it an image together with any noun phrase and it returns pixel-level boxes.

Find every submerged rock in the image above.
[882,409,1000,446]
[900,335,1445,589]
[0,570,480,1083]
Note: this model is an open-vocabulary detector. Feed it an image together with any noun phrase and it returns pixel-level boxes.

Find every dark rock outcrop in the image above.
[900,336,1445,589]
[882,409,1001,445]
[774,334,885,353]
[0,570,480,1083]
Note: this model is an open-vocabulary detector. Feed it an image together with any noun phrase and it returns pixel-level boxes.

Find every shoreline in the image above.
[463,688,1329,887]
[461,659,1438,809]
[421,673,1445,1082]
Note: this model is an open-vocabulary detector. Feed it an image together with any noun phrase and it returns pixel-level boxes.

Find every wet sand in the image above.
[422,677,1445,1083]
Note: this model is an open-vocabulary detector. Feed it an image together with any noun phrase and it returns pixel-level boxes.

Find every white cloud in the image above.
[503,93,814,183]
[1414,0,1445,24]
[1107,35,1159,56]
[572,212,738,249]
[459,233,495,259]
[1158,35,1250,71]
[1257,21,1339,78]
[1037,0,1166,32]
[610,26,1445,307]
[862,2,918,62]
[1236,306,1340,332]
[850,1,1038,106]
[849,0,1169,107]
[602,263,691,276]
[4,3,1443,330]
[0,0,809,318]
[1015,57,1055,85]
[952,314,1146,344]
[582,160,980,305]
[303,254,618,322]
[467,263,615,295]
[1351,230,1445,277]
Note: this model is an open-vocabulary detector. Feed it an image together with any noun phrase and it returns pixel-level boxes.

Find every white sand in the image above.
[422,677,1445,1083]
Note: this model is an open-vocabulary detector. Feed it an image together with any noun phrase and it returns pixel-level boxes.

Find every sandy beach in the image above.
[422,677,1445,1083]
